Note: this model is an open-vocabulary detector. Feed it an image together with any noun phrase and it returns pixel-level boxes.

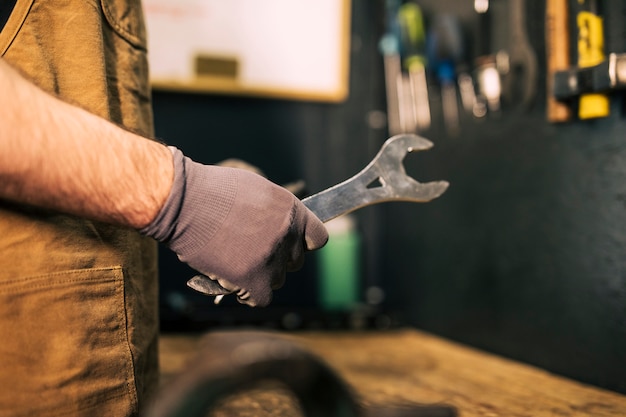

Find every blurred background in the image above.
[147,0,626,395]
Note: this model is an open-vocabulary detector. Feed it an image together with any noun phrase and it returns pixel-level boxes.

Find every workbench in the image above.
[158,329,626,416]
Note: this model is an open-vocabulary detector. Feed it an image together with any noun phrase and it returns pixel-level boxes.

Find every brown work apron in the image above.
[0,1,159,416]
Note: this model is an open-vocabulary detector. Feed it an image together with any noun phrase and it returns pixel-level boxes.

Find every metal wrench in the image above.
[187,134,449,301]
[501,0,538,109]
[301,134,448,222]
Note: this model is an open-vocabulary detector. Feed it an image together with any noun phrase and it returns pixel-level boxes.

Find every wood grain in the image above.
[159,329,626,416]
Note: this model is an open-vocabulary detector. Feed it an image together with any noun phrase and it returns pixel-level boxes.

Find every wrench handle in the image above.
[301,170,379,223]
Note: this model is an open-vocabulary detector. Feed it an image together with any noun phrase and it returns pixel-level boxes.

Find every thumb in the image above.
[303,207,328,250]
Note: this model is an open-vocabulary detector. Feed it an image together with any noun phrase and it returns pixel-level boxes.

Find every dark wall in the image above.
[151,0,626,395]
[380,0,626,395]
[383,108,626,394]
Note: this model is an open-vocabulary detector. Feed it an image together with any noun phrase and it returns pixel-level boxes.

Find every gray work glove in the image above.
[140,147,328,307]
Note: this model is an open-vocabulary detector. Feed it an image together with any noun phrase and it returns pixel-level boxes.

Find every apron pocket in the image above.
[0,267,138,417]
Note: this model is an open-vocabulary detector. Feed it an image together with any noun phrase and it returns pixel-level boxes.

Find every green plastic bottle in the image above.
[317,215,360,311]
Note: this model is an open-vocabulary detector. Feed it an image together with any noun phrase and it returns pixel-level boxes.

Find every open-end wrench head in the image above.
[374,134,449,202]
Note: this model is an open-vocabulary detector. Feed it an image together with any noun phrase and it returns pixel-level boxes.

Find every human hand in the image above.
[140,147,328,307]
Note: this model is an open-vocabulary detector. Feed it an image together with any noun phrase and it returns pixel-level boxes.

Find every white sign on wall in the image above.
[144,0,351,102]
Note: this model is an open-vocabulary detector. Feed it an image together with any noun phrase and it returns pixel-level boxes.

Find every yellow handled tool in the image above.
[577,0,610,119]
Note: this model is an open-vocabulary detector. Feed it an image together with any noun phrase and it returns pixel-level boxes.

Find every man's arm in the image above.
[0,58,173,228]
[0,57,328,306]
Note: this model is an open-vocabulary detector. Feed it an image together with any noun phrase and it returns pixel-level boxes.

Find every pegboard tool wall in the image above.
[380,0,626,394]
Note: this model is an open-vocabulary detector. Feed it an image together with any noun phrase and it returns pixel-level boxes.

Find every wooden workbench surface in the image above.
[158,329,626,416]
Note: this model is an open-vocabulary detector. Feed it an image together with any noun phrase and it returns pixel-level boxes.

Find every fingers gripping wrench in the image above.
[188,134,449,302]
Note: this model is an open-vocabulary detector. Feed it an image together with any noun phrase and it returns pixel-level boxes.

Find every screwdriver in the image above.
[428,13,463,136]
[473,0,502,116]
[379,0,403,135]
[397,1,431,132]
[577,0,610,119]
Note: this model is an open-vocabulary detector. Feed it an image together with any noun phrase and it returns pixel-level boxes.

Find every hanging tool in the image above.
[428,14,463,136]
[475,55,503,115]
[545,0,573,122]
[602,0,626,55]
[379,0,404,135]
[457,71,478,116]
[397,68,418,133]
[576,0,610,119]
[501,0,538,110]
[398,1,431,132]
[473,0,502,116]
[186,134,449,302]
[553,52,626,98]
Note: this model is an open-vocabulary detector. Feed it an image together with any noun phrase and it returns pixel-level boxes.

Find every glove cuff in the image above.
[139,146,186,242]
[139,147,238,253]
